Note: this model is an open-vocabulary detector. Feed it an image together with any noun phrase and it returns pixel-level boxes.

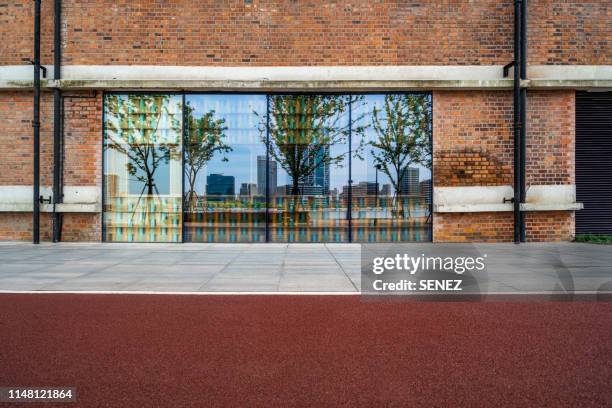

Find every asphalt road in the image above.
[0,295,610,407]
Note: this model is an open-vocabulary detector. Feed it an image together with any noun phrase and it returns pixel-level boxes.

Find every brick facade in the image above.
[60,92,103,241]
[1,1,609,66]
[432,90,576,243]
[0,91,102,241]
[525,211,574,242]
[434,212,513,243]
[433,91,513,187]
[526,91,575,186]
[0,1,604,243]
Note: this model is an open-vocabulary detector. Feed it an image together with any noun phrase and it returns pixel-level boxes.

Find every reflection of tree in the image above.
[104,95,181,203]
[261,95,362,211]
[184,102,231,210]
[368,94,431,218]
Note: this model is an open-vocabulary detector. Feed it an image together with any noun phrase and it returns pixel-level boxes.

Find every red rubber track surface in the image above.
[0,295,610,407]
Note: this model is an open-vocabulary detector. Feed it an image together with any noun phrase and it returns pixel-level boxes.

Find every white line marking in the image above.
[0,290,607,296]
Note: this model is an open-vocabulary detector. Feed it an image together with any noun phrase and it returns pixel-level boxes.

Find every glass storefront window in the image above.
[183,95,267,242]
[102,93,432,243]
[103,94,183,242]
[267,95,351,242]
[352,94,432,242]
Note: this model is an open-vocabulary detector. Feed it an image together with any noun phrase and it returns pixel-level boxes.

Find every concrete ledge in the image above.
[528,79,612,90]
[434,185,582,213]
[521,203,583,211]
[1,64,610,91]
[0,186,100,213]
[434,203,513,213]
[0,203,100,213]
[0,79,515,91]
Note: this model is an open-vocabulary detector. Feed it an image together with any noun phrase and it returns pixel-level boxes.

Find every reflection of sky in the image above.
[352,94,432,188]
[186,95,266,193]
[185,94,432,194]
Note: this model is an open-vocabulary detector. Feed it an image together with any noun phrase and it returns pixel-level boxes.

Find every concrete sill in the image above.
[0,203,100,213]
[521,202,584,211]
[434,203,583,213]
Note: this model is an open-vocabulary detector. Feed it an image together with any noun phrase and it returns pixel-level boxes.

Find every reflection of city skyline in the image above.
[202,151,431,201]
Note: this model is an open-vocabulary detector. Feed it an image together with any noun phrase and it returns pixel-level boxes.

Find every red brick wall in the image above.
[0,92,54,186]
[0,1,54,65]
[61,214,100,242]
[0,213,52,241]
[1,1,609,66]
[433,91,513,187]
[434,212,513,243]
[60,92,103,242]
[0,92,102,242]
[526,91,575,186]
[63,92,102,187]
[433,90,576,242]
[529,1,611,65]
[525,211,574,242]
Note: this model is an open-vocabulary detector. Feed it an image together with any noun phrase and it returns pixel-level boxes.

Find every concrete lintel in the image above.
[3,78,609,91]
[1,64,610,91]
[0,79,514,91]
[529,79,612,90]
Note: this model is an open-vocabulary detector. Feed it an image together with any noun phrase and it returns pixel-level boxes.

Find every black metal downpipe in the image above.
[512,0,522,244]
[32,0,42,244]
[519,0,528,242]
[52,0,62,242]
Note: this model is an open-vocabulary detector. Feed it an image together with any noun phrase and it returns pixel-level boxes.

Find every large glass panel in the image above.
[267,95,350,242]
[103,94,183,242]
[351,94,432,242]
[184,95,267,242]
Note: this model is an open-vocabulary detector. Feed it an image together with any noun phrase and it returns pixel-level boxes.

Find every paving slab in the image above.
[0,242,610,293]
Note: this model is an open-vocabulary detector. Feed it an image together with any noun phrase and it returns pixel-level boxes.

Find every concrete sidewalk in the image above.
[0,242,610,293]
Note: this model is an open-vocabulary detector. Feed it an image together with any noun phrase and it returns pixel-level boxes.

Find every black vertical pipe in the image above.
[33,0,42,244]
[52,0,62,242]
[519,0,528,242]
[512,0,522,244]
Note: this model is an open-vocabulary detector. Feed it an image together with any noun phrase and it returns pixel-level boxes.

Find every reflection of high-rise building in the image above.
[340,181,378,205]
[420,179,432,204]
[240,183,257,197]
[301,146,330,194]
[206,173,235,196]
[257,155,277,196]
[399,167,419,195]
[346,182,378,197]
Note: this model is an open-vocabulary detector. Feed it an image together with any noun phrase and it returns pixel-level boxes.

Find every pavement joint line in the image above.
[36,260,126,290]
[325,244,360,292]
[196,247,252,291]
